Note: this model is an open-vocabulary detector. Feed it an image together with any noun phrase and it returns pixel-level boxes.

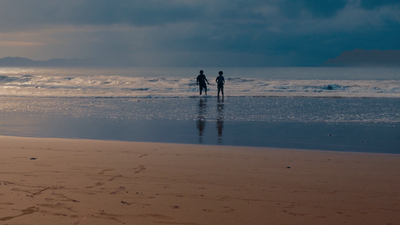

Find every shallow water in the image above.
[0,66,398,153]
[1,97,399,123]
[0,97,398,153]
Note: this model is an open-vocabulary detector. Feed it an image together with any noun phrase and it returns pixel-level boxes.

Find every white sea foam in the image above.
[0,74,399,98]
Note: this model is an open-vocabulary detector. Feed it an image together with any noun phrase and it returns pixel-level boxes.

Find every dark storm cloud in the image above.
[0,0,205,30]
[67,0,204,26]
[0,0,395,31]
[0,0,352,28]
[279,0,348,18]
[360,0,400,10]
[0,0,399,66]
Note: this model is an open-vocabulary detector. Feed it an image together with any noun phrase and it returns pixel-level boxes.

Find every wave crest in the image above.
[0,74,399,98]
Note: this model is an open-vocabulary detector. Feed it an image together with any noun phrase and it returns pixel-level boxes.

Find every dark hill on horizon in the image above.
[0,57,99,67]
[322,49,400,67]
[2,52,400,67]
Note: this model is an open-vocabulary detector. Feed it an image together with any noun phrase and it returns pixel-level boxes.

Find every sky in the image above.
[0,0,399,67]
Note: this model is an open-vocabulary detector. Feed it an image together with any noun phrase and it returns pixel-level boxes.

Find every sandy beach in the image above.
[0,135,399,225]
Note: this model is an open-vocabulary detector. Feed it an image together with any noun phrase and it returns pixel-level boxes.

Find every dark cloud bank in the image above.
[323,49,400,67]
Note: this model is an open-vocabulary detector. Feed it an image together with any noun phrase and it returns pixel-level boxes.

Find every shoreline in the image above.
[1,134,400,156]
[1,135,399,224]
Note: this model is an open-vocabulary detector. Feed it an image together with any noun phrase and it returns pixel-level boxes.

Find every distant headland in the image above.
[1,50,400,67]
[0,57,99,67]
[322,49,400,67]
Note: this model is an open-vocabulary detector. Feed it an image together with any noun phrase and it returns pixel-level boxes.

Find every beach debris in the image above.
[121,201,131,205]
[30,158,37,160]
[286,167,291,169]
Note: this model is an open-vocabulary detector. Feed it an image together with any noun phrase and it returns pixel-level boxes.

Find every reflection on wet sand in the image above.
[216,97,224,143]
[196,97,225,144]
[196,98,207,143]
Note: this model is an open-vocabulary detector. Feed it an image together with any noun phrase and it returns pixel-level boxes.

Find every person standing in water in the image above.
[215,71,225,97]
[197,70,210,95]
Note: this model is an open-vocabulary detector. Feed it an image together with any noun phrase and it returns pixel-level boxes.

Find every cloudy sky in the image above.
[0,0,399,66]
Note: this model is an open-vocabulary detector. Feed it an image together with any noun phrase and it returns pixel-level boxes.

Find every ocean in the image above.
[0,67,399,153]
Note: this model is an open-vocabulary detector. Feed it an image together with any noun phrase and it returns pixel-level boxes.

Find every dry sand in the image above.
[0,135,399,225]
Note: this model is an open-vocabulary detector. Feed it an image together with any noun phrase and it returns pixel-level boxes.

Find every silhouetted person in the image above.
[197,70,209,95]
[215,71,225,97]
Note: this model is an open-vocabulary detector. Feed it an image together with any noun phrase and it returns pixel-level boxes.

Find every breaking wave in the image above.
[0,74,399,98]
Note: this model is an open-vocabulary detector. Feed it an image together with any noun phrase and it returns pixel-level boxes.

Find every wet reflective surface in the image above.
[0,97,399,153]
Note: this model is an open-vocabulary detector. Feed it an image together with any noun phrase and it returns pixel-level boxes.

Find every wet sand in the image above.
[0,135,399,225]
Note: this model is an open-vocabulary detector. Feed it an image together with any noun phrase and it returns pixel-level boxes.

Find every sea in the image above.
[0,67,399,153]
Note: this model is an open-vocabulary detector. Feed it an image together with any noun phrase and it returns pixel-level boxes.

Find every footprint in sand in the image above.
[0,206,39,221]
[109,175,122,181]
[33,186,64,196]
[70,214,93,225]
[146,214,174,220]
[98,169,115,175]
[110,186,126,195]
[134,165,146,174]
[86,182,105,189]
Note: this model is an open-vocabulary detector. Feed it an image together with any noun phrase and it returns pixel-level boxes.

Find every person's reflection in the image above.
[196,98,207,143]
[216,97,224,144]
